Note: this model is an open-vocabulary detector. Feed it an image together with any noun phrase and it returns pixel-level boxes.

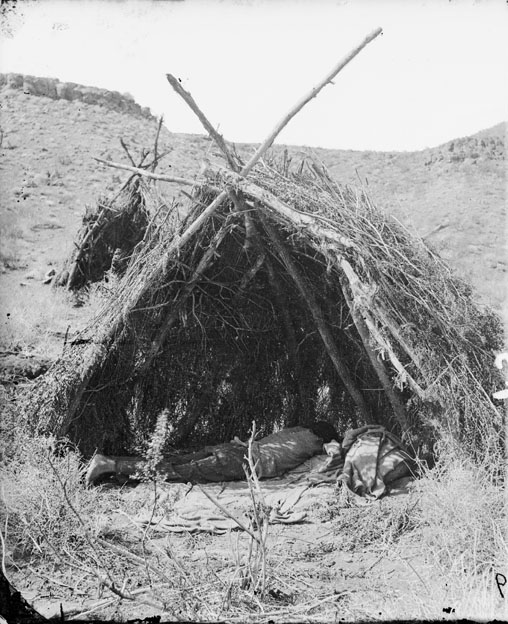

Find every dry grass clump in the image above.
[0,422,188,619]
[0,425,101,562]
[382,464,501,620]
[389,448,506,621]
[0,213,29,270]
[317,488,419,550]
[410,450,505,576]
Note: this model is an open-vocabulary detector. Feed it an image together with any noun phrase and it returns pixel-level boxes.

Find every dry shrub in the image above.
[0,426,102,562]
[411,448,505,576]
[384,445,507,621]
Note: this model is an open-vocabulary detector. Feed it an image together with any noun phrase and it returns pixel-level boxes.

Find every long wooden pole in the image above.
[244,28,382,164]
[339,274,408,432]
[261,215,370,422]
[165,75,239,171]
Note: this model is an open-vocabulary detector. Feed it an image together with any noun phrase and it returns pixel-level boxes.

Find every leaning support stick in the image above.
[260,214,371,423]
[166,75,239,172]
[242,27,382,167]
[339,273,409,433]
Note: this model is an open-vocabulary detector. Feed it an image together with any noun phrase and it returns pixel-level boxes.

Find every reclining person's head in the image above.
[309,421,340,444]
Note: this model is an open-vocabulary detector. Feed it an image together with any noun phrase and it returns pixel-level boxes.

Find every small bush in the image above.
[0,426,102,561]
[410,453,505,575]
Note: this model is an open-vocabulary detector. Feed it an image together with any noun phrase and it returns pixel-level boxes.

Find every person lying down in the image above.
[86,421,340,487]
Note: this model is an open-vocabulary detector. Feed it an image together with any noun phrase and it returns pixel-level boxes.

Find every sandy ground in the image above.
[10,475,445,622]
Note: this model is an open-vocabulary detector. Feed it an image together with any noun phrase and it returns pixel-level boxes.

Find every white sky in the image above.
[0,0,507,151]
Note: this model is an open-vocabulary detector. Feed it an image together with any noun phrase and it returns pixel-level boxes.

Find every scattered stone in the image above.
[24,270,41,281]
[32,173,48,187]
[43,268,56,284]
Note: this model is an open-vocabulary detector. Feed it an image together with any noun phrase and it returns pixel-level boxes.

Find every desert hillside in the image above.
[0,76,505,358]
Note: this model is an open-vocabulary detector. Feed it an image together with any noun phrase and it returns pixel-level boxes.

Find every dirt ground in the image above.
[9,476,449,622]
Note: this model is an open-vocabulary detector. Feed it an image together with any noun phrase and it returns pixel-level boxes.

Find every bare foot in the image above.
[85,453,116,487]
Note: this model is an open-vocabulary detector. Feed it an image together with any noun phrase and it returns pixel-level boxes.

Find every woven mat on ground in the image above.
[132,454,336,534]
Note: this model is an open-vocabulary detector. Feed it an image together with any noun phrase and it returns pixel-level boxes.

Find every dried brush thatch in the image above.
[23,155,503,462]
[54,178,149,290]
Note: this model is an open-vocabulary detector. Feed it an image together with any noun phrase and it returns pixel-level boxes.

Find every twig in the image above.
[93,157,203,187]
[244,421,270,596]
[68,582,176,621]
[137,148,150,168]
[141,479,158,585]
[120,137,136,166]
[197,486,260,542]
[96,537,173,585]
[0,511,9,579]
[27,566,77,590]
[45,454,132,601]
[144,149,171,171]
[151,115,164,173]
[68,597,117,621]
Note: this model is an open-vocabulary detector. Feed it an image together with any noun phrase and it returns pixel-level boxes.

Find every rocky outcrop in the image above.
[423,133,505,167]
[0,73,153,119]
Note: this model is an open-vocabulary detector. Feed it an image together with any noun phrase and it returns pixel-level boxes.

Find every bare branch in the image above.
[244,28,382,169]
[151,115,164,173]
[166,75,239,171]
[119,138,136,166]
[93,157,203,188]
